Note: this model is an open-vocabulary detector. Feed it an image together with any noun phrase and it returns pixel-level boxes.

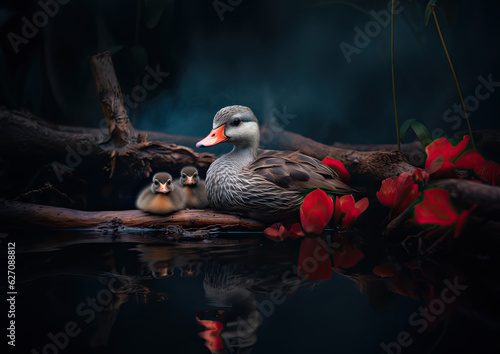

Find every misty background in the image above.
[1,0,499,147]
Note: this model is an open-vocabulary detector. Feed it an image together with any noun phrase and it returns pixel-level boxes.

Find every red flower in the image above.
[300,189,334,234]
[376,172,420,218]
[332,236,364,269]
[297,237,333,280]
[412,168,430,184]
[332,195,369,228]
[289,223,305,239]
[425,136,469,176]
[322,157,351,184]
[263,223,305,241]
[263,223,289,241]
[453,150,500,186]
[414,189,473,238]
[479,161,500,186]
[196,319,224,352]
[454,149,486,172]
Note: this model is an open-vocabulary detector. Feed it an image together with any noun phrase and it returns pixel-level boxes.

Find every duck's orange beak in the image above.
[158,183,169,194]
[186,176,195,185]
[196,125,228,148]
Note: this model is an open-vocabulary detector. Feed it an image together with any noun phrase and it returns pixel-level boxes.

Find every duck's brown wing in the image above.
[248,150,353,195]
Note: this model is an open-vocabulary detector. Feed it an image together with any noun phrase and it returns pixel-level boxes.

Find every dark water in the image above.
[2,229,500,354]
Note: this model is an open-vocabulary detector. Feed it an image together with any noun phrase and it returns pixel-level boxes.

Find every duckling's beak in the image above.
[158,183,169,194]
[186,176,195,185]
[196,124,228,148]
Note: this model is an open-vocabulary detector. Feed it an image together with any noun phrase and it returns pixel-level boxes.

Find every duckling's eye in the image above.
[231,118,241,126]
[154,180,159,186]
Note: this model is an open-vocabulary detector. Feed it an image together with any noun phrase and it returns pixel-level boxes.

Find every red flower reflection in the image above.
[425,135,470,176]
[332,236,364,269]
[414,189,473,238]
[333,195,369,228]
[322,156,351,184]
[297,237,333,280]
[376,172,420,218]
[263,223,304,241]
[196,318,224,352]
[300,189,334,234]
[263,223,288,241]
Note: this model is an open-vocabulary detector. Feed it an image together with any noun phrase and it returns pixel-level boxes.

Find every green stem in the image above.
[391,0,400,150]
[430,5,475,149]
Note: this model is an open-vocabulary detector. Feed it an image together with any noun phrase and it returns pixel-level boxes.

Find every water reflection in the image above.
[6,229,500,354]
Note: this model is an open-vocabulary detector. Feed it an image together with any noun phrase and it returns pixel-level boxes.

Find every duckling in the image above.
[178,166,209,209]
[136,172,186,214]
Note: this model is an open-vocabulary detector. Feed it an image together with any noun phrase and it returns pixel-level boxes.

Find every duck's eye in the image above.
[182,174,186,178]
[154,180,159,186]
[193,173,197,177]
[231,118,241,126]
[167,180,172,185]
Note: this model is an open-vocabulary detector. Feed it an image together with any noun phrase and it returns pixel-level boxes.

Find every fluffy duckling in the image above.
[178,166,209,209]
[136,172,186,214]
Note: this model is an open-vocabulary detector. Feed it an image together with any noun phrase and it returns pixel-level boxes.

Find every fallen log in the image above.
[0,199,265,232]
[260,123,416,191]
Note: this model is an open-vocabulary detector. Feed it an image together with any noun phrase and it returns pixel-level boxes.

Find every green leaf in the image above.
[411,121,433,147]
[425,0,437,27]
[399,119,416,144]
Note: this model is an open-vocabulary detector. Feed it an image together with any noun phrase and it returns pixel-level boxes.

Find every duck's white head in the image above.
[196,105,260,149]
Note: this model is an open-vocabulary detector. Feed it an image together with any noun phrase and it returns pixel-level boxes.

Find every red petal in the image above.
[393,172,420,215]
[297,238,333,280]
[341,207,361,228]
[289,223,305,239]
[412,168,430,184]
[338,194,355,212]
[376,176,398,207]
[449,135,470,162]
[479,161,500,186]
[334,195,356,226]
[455,149,486,172]
[322,156,351,184]
[373,264,397,277]
[301,209,327,234]
[355,197,369,214]
[425,137,453,170]
[197,319,224,351]
[414,189,459,227]
[427,155,445,174]
[301,189,334,226]
[454,207,473,238]
[263,223,288,241]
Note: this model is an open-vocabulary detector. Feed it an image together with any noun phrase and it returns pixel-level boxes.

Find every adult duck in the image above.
[196,105,352,221]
